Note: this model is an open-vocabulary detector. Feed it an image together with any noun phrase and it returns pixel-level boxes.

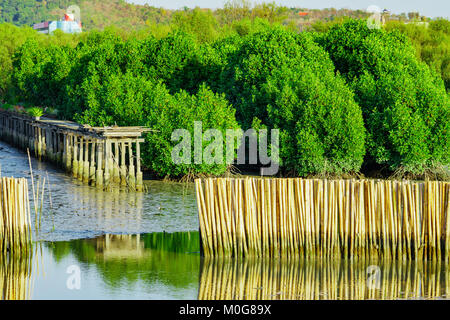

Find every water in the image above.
[0,140,199,241]
[1,140,449,300]
[2,232,450,300]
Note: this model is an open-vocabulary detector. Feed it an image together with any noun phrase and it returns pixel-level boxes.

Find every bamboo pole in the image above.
[195,178,450,261]
[0,177,32,253]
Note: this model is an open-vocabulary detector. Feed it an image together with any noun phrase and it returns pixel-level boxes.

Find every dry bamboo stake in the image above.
[445,183,449,261]
[387,181,396,259]
[195,179,210,257]
[435,181,442,261]
[305,179,312,257]
[237,179,248,257]
[216,179,230,257]
[196,178,449,261]
[0,177,32,253]
[270,179,278,258]
[296,179,305,256]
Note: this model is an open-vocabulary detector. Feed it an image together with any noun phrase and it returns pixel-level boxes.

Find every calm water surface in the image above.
[0,140,198,241]
[1,141,449,300]
[3,232,450,300]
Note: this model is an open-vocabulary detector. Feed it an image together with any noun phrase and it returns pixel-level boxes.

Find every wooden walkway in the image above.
[0,110,152,191]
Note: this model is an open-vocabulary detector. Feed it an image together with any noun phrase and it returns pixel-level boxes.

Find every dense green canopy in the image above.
[214,28,366,175]
[317,20,449,173]
[2,17,449,178]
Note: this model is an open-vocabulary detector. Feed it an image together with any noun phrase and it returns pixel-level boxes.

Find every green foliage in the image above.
[141,31,201,93]
[172,8,219,43]
[12,39,74,108]
[318,19,450,173]
[217,28,366,175]
[142,84,239,178]
[17,29,240,178]
[0,103,12,110]
[385,19,450,92]
[3,13,449,178]
[26,106,44,117]
[0,23,41,97]
[75,71,239,177]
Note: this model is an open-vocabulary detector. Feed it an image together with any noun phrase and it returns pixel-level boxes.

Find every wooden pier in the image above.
[0,110,151,191]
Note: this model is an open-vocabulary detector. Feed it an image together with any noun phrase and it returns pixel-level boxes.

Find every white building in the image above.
[33,14,82,34]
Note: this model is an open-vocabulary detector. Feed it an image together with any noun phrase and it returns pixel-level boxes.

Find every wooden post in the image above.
[89,140,96,185]
[15,118,19,146]
[113,140,120,184]
[22,120,25,148]
[56,132,63,165]
[52,130,58,162]
[96,140,104,189]
[45,129,52,161]
[21,120,26,149]
[32,125,37,155]
[66,133,72,172]
[128,142,135,190]
[51,131,56,163]
[72,135,79,178]
[62,133,68,170]
[41,127,47,159]
[28,123,31,153]
[83,139,90,183]
[104,140,111,187]
[136,140,143,192]
[120,141,127,186]
[78,136,84,180]
[37,127,43,159]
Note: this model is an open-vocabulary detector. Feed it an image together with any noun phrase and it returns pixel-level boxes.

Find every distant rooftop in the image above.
[33,13,82,34]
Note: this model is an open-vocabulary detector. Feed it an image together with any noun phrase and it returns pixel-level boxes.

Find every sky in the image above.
[128,0,450,18]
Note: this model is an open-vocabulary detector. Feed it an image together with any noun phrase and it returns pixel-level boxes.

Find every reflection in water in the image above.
[0,251,34,300]
[46,232,201,291]
[199,258,450,300]
[66,187,144,237]
[95,234,145,259]
[2,232,450,300]
[1,232,201,300]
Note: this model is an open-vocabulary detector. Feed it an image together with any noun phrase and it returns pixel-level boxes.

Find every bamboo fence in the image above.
[195,178,450,261]
[0,177,33,253]
[198,257,450,300]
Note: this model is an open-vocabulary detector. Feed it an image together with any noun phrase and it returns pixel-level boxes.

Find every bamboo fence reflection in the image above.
[0,251,33,300]
[199,257,450,300]
[195,178,450,261]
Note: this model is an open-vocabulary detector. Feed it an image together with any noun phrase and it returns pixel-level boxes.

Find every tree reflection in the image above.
[46,231,201,290]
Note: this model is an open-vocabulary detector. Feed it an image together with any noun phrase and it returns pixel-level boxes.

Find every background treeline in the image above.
[0,0,434,32]
[0,4,449,180]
